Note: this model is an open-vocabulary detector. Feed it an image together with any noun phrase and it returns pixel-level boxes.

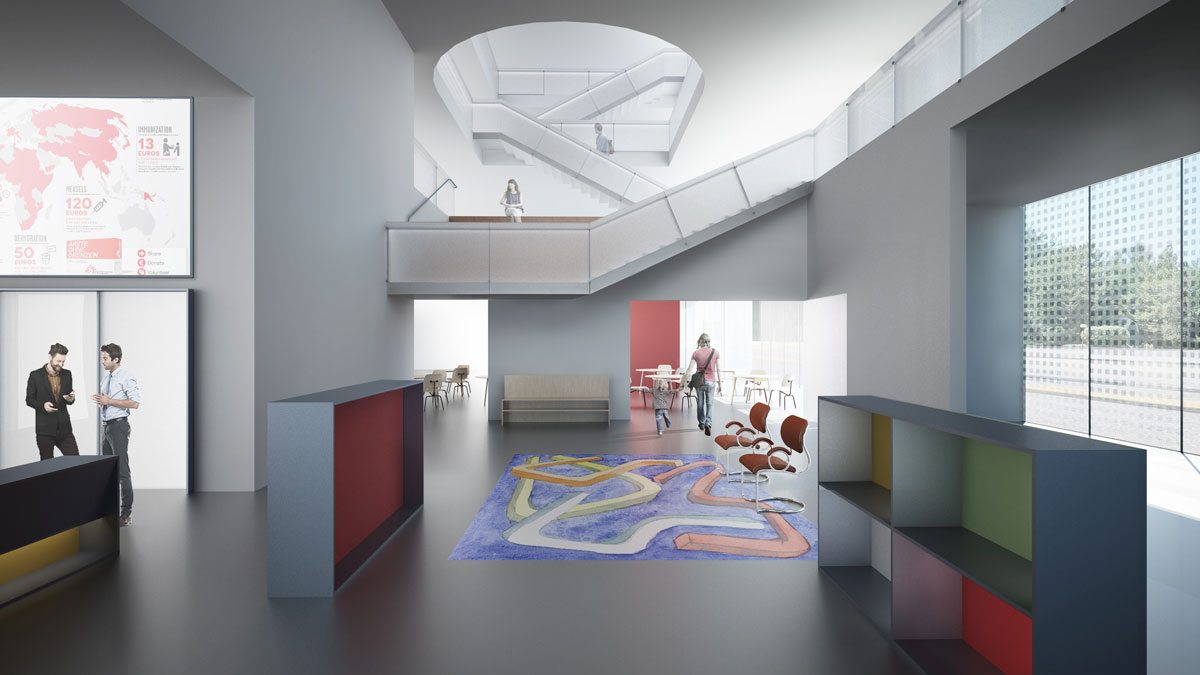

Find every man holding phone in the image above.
[26,343,80,460]
[92,343,140,527]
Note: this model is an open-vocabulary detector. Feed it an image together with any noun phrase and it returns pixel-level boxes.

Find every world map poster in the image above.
[0,98,191,276]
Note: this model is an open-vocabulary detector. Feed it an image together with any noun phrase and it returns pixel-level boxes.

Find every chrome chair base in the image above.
[754,496,805,514]
[724,469,768,485]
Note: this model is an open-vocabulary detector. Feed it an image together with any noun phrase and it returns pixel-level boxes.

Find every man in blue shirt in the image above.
[92,343,141,527]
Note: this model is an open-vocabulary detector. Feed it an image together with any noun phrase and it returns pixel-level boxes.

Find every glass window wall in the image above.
[1024,153,1200,455]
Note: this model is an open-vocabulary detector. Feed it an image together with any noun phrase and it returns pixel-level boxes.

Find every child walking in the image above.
[652,378,673,436]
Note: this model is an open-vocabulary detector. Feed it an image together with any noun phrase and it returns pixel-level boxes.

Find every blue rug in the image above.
[450,453,818,561]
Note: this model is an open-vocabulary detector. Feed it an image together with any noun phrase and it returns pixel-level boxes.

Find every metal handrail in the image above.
[406,178,458,221]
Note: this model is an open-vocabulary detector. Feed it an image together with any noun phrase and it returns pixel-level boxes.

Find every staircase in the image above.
[388,132,815,296]
[470,100,665,206]
[478,138,624,211]
[537,49,692,121]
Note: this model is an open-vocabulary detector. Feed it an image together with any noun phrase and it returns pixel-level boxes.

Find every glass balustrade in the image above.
[497,70,617,97]
[734,134,815,204]
[550,122,671,152]
[390,134,814,290]
[815,105,849,177]
[963,0,1062,73]
[822,0,1069,174]
[848,68,895,154]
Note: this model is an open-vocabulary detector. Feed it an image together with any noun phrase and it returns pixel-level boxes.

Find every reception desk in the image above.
[0,456,119,607]
[268,380,423,597]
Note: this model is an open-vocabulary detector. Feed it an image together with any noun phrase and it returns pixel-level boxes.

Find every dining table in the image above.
[727,371,777,403]
[634,367,670,387]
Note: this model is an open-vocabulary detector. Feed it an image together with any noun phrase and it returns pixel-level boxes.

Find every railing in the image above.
[413,141,455,217]
[388,132,814,293]
[816,0,1070,172]
[497,68,618,97]
[545,120,670,153]
[538,49,690,121]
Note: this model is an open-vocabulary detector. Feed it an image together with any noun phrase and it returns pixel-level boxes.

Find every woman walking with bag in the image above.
[687,333,721,435]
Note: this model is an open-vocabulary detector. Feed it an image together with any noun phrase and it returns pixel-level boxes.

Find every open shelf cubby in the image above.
[816,396,1146,675]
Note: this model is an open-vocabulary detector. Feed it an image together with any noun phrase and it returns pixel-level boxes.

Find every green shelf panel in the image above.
[962,438,1032,561]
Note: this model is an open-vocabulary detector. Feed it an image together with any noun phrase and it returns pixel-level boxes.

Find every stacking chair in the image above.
[745,369,769,402]
[423,374,445,411]
[713,402,772,483]
[450,366,471,398]
[630,376,651,407]
[739,415,810,513]
[675,371,695,410]
[771,375,797,409]
[432,369,450,399]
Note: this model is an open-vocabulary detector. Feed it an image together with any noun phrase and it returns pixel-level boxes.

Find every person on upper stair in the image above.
[594,123,614,155]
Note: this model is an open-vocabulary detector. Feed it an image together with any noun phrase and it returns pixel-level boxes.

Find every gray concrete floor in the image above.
[0,393,916,675]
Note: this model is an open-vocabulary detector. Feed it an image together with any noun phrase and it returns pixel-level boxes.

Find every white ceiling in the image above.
[390,0,951,181]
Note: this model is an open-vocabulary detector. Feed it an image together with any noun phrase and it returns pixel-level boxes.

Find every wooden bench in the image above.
[502,375,610,424]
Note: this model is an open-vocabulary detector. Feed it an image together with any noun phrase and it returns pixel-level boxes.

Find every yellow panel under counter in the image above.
[0,528,81,585]
[871,414,892,489]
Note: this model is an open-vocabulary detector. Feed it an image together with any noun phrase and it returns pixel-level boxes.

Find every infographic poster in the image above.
[0,98,192,276]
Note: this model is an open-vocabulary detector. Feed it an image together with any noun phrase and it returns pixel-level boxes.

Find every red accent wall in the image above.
[630,300,680,404]
[333,389,405,563]
[962,578,1033,675]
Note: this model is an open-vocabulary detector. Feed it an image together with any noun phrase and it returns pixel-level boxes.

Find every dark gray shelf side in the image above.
[895,640,1002,675]
[819,481,891,525]
[821,565,891,634]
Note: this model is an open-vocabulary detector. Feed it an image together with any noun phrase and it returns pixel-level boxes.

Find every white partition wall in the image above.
[0,292,100,468]
[99,292,190,489]
[802,294,849,423]
[414,300,488,378]
[0,290,190,488]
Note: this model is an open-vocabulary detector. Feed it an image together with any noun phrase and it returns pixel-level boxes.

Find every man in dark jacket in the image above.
[26,343,80,460]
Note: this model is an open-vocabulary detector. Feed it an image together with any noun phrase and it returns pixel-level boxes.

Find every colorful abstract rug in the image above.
[450,454,818,560]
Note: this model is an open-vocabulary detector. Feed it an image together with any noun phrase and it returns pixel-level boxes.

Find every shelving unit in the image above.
[818,396,1146,675]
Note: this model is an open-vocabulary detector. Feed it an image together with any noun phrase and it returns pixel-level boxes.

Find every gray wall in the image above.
[807,0,1173,411]
[0,0,256,491]
[959,0,1200,420]
[489,199,807,420]
[965,205,1023,421]
[120,0,423,488]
